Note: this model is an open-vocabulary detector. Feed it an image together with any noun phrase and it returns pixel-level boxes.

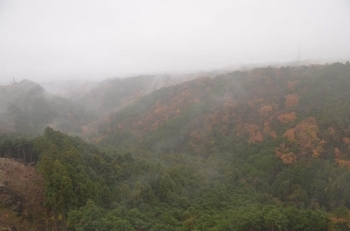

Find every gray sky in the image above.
[0,0,349,84]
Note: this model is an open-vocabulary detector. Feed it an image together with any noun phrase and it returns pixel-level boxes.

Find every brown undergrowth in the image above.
[0,158,47,231]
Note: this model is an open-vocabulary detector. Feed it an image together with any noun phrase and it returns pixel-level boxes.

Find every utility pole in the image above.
[11,77,17,84]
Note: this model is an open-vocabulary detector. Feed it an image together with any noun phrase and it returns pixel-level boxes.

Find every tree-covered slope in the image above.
[0,80,96,135]
[3,128,343,231]
[93,62,350,162]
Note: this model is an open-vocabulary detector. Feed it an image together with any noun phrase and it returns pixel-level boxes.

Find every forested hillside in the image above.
[93,62,350,159]
[0,80,96,135]
[1,62,350,230]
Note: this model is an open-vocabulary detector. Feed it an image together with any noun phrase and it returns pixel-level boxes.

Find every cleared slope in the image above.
[0,158,46,230]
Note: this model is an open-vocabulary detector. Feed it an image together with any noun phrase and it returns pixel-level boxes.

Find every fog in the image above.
[0,0,349,84]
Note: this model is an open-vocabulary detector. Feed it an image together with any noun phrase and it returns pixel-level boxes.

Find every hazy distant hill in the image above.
[43,73,215,117]
[69,75,197,116]
[40,79,98,98]
[0,79,96,135]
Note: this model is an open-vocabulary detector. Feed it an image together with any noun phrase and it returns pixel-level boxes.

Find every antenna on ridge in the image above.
[11,77,17,85]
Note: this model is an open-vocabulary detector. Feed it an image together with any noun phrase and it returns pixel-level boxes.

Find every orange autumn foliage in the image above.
[293,117,324,156]
[277,112,297,124]
[283,129,296,142]
[312,144,326,158]
[223,97,238,112]
[260,105,273,117]
[275,144,297,164]
[343,137,350,145]
[285,94,299,109]
[335,158,350,168]
[252,132,264,143]
[281,152,298,164]
[287,80,299,91]
[327,127,336,138]
[248,100,255,108]
[256,98,264,104]
[247,98,264,108]
[222,115,229,123]
[270,131,277,139]
[334,148,342,158]
[244,123,264,143]
[342,137,350,151]
[275,144,285,157]
[151,121,160,130]
[190,131,203,142]
[206,113,221,127]
[334,147,350,168]
[81,125,90,134]
[263,122,277,139]
[263,122,271,135]
[277,117,326,163]
[263,122,270,135]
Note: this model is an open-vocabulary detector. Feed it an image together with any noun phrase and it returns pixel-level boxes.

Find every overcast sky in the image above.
[0,0,349,84]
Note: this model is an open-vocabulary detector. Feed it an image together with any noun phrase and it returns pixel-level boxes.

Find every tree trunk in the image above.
[52,207,58,231]
[62,211,67,231]
[22,148,26,162]
[29,149,32,162]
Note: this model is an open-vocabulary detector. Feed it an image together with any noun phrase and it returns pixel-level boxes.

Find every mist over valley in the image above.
[0,0,350,230]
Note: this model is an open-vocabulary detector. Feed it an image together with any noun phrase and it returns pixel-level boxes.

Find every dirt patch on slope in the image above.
[0,158,47,230]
